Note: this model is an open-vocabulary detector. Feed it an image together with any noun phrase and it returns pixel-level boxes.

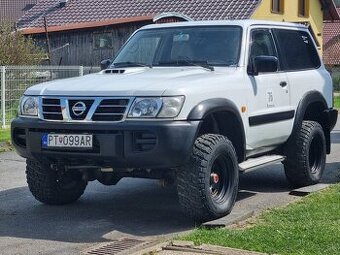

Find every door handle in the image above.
[280,81,287,87]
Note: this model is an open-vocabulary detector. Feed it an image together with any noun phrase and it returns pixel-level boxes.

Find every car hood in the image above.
[25,67,239,97]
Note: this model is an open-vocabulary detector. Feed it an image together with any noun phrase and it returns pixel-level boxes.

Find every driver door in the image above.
[246,28,292,149]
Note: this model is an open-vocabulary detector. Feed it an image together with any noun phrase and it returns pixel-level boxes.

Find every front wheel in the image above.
[284,121,326,187]
[177,134,239,222]
[26,159,87,205]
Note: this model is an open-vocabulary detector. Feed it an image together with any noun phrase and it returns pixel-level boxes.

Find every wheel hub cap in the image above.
[211,173,220,184]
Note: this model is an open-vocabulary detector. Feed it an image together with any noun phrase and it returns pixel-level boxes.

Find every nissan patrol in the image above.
[11,20,338,221]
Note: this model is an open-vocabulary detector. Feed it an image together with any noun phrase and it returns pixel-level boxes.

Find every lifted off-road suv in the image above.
[12,20,337,221]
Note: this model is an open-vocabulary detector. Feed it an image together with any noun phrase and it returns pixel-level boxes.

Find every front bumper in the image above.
[11,118,200,169]
[326,108,338,131]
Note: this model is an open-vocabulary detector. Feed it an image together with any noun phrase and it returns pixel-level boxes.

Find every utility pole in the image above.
[44,17,52,65]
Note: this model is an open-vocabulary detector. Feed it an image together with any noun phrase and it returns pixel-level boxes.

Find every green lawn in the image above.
[0,129,10,143]
[0,129,12,152]
[183,184,340,255]
[335,95,340,109]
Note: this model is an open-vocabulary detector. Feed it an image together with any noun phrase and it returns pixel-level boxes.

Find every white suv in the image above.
[12,20,338,222]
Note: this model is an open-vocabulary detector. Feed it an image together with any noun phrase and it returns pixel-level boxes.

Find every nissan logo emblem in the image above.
[72,101,87,116]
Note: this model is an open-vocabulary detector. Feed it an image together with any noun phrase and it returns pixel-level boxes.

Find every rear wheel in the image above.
[284,121,326,187]
[26,159,87,205]
[177,134,239,222]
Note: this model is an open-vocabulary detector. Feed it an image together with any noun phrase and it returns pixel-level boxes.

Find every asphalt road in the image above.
[0,120,339,255]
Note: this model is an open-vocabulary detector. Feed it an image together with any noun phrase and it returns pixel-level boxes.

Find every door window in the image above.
[273,29,321,71]
[249,29,278,67]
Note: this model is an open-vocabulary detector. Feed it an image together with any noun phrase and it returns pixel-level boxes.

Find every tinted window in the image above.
[273,29,320,71]
[249,29,277,62]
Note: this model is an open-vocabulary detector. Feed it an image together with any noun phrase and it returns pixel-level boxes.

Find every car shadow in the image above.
[239,163,290,193]
[239,161,340,193]
[0,176,258,244]
[0,164,338,244]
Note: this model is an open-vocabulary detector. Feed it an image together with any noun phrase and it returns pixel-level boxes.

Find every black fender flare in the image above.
[289,91,331,153]
[292,91,327,135]
[188,98,246,161]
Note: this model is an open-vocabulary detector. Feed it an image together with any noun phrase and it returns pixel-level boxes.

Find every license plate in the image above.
[42,134,93,149]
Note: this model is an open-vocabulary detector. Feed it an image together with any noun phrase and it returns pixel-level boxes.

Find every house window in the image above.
[93,32,113,49]
[271,0,284,14]
[298,0,309,17]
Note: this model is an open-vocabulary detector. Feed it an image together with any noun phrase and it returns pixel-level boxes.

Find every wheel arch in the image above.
[291,91,331,153]
[188,98,246,162]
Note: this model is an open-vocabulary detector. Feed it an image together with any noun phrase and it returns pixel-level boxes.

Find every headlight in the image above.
[128,98,162,118]
[20,96,39,116]
[158,96,185,118]
[128,96,184,118]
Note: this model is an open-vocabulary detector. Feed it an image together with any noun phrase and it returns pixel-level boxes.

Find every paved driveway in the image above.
[0,120,339,255]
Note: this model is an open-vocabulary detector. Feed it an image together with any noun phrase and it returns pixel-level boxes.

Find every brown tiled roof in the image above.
[17,0,261,32]
[323,8,340,65]
[0,0,37,24]
[20,16,154,34]
[323,7,340,65]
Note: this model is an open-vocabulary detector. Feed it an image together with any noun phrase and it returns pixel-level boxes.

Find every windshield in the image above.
[112,26,242,68]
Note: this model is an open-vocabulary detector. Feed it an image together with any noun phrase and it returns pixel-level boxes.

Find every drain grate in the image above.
[83,238,146,255]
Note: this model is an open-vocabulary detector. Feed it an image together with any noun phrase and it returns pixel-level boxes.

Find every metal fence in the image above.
[0,65,100,128]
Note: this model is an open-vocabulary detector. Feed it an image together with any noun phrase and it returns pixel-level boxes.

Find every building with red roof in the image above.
[15,0,340,66]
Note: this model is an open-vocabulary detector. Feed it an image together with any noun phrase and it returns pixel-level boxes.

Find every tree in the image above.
[0,22,45,65]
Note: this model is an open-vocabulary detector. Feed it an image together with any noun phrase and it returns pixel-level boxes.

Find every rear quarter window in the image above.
[273,29,321,71]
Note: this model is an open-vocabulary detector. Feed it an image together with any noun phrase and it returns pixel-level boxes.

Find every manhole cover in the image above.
[82,238,146,255]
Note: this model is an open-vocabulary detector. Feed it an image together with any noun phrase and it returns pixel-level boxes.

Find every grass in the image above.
[0,129,10,143]
[183,184,340,255]
[0,128,12,152]
[335,95,340,109]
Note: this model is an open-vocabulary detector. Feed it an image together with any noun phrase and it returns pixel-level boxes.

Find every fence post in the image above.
[1,66,6,129]
[79,66,84,76]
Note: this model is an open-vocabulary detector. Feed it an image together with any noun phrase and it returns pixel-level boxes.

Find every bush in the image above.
[333,76,340,92]
[0,22,45,65]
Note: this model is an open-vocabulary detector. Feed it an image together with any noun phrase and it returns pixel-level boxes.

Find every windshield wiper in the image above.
[158,59,214,71]
[112,62,152,68]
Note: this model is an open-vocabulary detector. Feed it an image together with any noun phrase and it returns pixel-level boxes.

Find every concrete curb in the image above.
[289,183,330,196]
[203,210,255,228]
[128,210,257,255]
[129,241,170,255]
[132,241,271,255]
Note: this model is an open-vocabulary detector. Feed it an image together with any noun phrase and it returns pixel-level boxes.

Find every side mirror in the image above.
[100,59,112,70]
[248,56,278,76]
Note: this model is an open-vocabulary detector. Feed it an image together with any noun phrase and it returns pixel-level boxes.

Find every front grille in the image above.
[42,98,63,120]
[69,100,94,120]
[40,97,131,122]
[92,99,130,122]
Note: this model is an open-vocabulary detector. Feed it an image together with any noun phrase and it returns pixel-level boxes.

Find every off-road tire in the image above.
[284,121,326,188]
[26,159,87,205]
[177,134,239,222]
